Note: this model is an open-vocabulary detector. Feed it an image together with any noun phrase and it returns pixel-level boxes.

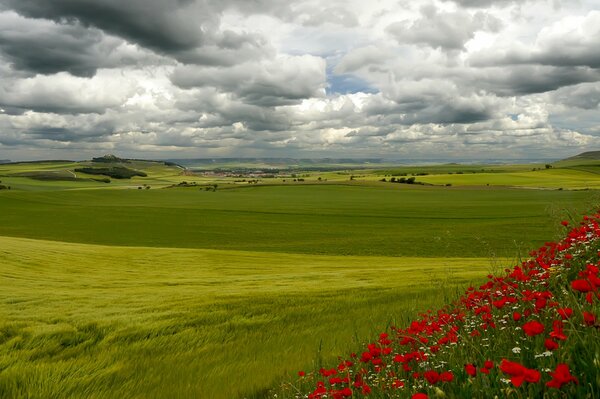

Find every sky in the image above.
[0,0,599,161]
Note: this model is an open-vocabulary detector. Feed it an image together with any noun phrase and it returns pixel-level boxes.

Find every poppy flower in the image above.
[544,338,559,351]
[546,364,578,389]
[439,371,453,382]
[412,393,428,399]
[512,312,522,321]
[424,370,439,384]
[500,359,540,387]
[392,379,404,388]
[571,279,593,292]
[549,320,568,340]
[556,307,573,319]
[465,364,477,377]
[583,311,597,326]
[522,320,545,336]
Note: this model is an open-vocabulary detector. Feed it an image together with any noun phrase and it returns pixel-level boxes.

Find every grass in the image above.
[0,236,495,399]
[414,168,600,189]
[0,185,596,257]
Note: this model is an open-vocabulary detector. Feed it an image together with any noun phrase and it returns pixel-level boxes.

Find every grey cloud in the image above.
[0,0,208,53]
[550,83,600,110]
[0,0,274,67]
[475,65,600,96]
[386,5,502,50]
[0,12,160,77]
[171,55,326,106]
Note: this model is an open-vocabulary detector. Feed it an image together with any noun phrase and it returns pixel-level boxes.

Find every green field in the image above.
[0,236,493,399]
[0,185,596,257]
[1,156,600,398]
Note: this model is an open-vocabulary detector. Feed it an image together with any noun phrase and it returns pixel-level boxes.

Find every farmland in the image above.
[0,236,492,399]
[1,155,600,398]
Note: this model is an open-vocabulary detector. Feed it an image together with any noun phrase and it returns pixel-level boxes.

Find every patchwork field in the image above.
[1,156,600,398]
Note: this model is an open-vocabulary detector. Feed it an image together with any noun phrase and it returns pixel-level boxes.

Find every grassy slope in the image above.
[415,168,600,189]
[0,236,494,399]
[0,185,596,257]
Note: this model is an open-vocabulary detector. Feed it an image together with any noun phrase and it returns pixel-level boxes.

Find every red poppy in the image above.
[583,311,597,326]
[556,307,573,319]
[439,371,453,382]
[544,338,559,351]
[412,393,428,399]
[571,279,593,292]
[546,364,578,389]
[465,364,477,377]
[522,320,545,336]
[500,359,540,387]
[550,320,568,340]
[512,312,522,321]
[392,379,404,388]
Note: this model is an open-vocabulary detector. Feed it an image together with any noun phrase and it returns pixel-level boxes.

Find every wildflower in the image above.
[439,371,453,382]
[546,364,578,389]
[544,338,559,351]
[549,320,567,340]
[522,321,545,336]
[556,307,573,319]
[571,279,593,292]
[500,359,540,387]
[424,370,440,384]
[583,311,597,326]
[391,379,404,389]
[412,393,429,399]
[465,364,477,377]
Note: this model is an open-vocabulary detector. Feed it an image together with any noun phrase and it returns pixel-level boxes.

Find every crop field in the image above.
[0,185,596,257]
[1,157,600,398]
[0,236,493,398]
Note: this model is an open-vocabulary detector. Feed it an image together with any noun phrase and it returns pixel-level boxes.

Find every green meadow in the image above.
[0,185,597,257]
[1,155,600,398]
